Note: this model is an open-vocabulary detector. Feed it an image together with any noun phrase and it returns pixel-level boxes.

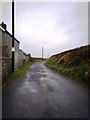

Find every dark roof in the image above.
[0,27,20,43]
[19,49,28,56]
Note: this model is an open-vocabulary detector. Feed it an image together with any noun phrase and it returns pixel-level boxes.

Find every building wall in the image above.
[14,40,19,71]
[23,53,29,64]
[2,30,12,58]
[0,29,2,83]
[1,28,20,78]
[18,50,30,68]
[2,57,12,79]
[18,50,23,68]
[0,28,2,46]
[1,30,12,78]
[0,27,31,80]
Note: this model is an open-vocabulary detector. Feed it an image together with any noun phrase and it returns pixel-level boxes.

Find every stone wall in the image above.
[2,57,12,79]
[1,28,20,78]
[18,50,23,68]
[0,58,2,84]
[18,50,30,68]
[14,40,19,71]
[0,26,31,80]
[2,30,12,58]
[0,29,2,83]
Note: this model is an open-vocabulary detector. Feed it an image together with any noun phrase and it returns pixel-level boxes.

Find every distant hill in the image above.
[45,45,90,86]
[32,57,47,61]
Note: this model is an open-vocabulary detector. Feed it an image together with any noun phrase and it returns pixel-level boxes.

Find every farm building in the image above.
[0,22,31,79]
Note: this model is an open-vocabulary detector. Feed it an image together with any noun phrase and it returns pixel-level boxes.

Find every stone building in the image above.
[0,22,20,78]
[0,27,2,82]
[0,22,31,79]
[18,50,30,68]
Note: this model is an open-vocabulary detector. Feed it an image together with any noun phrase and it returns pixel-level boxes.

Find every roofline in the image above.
[0,27,20,43]
[19,49,29,56]
[0,26,5,32]
[6,30,20,43]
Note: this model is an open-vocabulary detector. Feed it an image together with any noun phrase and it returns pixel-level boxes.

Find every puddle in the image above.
[36,72,47,77]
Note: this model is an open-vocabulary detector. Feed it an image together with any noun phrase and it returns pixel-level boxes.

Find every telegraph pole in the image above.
[42,47,43,60]
[12,0,15,72]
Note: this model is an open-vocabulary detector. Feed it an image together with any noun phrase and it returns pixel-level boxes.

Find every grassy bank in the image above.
[45,45,90,87]
[2,62,35,86]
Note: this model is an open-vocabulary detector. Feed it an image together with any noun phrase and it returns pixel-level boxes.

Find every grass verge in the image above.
[45,59,89,87]
[2,62,35,86]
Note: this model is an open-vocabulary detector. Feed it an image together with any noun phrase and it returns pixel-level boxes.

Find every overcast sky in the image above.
[1,2,88,58]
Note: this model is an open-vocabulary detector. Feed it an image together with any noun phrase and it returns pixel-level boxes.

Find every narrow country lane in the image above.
[2,62,88,118]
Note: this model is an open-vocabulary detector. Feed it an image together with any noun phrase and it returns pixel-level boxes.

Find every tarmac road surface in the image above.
[2,62,88,118]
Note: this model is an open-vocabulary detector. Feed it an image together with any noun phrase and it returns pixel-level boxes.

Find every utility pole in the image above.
[42,47,43,60]
[12,0,15,72]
